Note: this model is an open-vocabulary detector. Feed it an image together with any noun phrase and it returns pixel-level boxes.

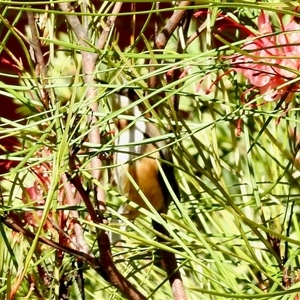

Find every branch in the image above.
[2,211,147,300]
[97,229,147,300]
[62,174,90,255]
[155,1,192,49]
[148,1,192,89]
[96,2,123,50]
[0,213,105,277]
[26,10,49,109]
[152,221,187,300]
[58,2,104,210]
[58,3,88,42]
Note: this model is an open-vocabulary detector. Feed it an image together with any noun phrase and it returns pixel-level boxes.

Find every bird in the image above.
[109,87,187,300]
[110,87,179,226]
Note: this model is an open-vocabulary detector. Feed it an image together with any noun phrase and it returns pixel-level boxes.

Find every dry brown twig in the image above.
[62,174,90,255]
[97,2,123,50]
[155,1,192,49]
[0,213,105,276]
[26,10,50,109]
[148,1,191,89]
[153,221,188,300]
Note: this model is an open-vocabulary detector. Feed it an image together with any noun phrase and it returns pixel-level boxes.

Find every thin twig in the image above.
[58,2,105,211]
[26,11,47,77]
[62,174,90,255]
[148,1,191,89]
[1,213,106,277]
[152,221,187,300]
[68,150,101,224]
[186,21,208,47]
[97,229,147,300]
[26,10,49,109]
[96,2,123,50]
[2,210,147,300]
[155,1,192,49]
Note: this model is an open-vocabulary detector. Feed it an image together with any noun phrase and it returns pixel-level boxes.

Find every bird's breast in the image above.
[113,125,165,219]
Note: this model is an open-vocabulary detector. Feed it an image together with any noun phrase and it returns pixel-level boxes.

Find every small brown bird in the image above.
[111,88,179,222]
[110,88,187,300]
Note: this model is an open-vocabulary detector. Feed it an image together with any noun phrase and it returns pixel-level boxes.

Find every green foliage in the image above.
[1,1,300,299]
